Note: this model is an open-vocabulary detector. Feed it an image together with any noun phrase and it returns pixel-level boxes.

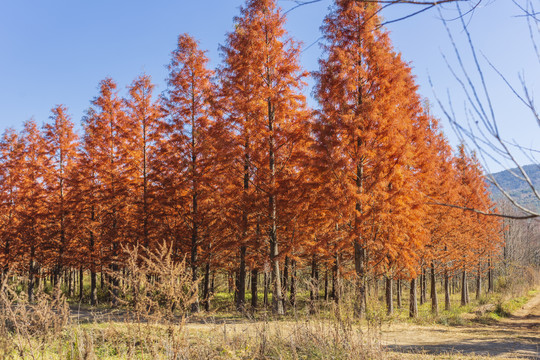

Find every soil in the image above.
[383,292,540,359]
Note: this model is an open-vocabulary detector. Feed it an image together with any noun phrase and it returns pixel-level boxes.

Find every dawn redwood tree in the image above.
[220,0,311,315]
[123,75,162,251]
[82,78,130,302]
[218,14,261,311]
[313,0,429,317]
[418,126,459,314]
[43,105,79,286]
[453,147,503,304]
[18,120,48,302]
[0,129,23,278]
[161,34,220,313]
[78,122,101,305]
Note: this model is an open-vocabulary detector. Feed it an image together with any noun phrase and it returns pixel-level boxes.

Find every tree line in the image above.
[0,0,503,317]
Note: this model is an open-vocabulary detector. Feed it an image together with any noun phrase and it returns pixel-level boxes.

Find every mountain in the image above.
[488,164,540,210]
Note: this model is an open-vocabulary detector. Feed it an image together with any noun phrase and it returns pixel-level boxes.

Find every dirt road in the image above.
[383,293,540,359]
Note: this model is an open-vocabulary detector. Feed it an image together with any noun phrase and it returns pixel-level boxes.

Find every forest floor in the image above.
[382,291,540,359]
[67,291,540,359]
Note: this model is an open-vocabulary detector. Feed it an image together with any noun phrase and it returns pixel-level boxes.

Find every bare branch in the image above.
[429,200,539,220]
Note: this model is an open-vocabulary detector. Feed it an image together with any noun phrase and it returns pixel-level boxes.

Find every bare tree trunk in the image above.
[397,279,402,309]
[263,271,269,307]
[332,254,340,303]
[100,268,104,290]
[282,256,289,311]
[251,268,258,309]
[290,260,297,308]
[431,263,438,315]
[354,242,367,317]
[444,270,451,311]
[236,246,246,311]
[488,258,494,293]
[461,270,468,306]
[386,276,394,315]
[28,246,35,303]
[211,271,215,295]
[309,256,318,314]
[409,278,418,318]
[203,261,211,311]
[420,267,426,305]
[90,269,97,305]
[476,266,482,300]
[78,267,83,302]
[324,268,329,301]
[67,269,72,297]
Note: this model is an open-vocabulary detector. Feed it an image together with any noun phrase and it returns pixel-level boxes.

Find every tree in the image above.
[220,0,311,315]
[18,120,48,302]
[43,105,79,286]
[81,78,130,303]
[285,0,476,26]
[161,34,220,313]
[0,129,23,278]
[123,75,162,251]
[313,0,431,317]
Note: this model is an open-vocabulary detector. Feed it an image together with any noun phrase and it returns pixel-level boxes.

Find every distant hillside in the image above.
[488,164,540,210]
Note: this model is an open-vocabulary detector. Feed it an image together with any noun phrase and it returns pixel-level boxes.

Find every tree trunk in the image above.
[211,271,215,295]
[476,266,482,300]
[203,261,211,311]
[190,196,199,313]
[283,256,289,298]
[236,246,246,311]
[397,279,402,309]
[420,268,426,305]
[409,278,418,318]
[282,256,289,311]
[263,271,269,307]
[67,269,73,297]
[90,269,97,305]
[251,268,258,309]
[354,242,367,317]
[310,256,318,314]
[28,246,36,303]
[290,260,297,308]
[78,267,83,302]
[386,276,394,315]
[431,263,438,315]
[324,268,329,301]
[332,254,340,303]
[488,259,494,293]
[444,270,451,311]
[461,270,468,306]
[28,264,35,303]
[100,268,104,290]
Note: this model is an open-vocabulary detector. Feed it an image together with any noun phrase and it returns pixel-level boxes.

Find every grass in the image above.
[1,288,537,359]
[2,248,538,359]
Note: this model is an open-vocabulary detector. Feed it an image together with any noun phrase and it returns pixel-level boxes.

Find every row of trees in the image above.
[0,0,503,316]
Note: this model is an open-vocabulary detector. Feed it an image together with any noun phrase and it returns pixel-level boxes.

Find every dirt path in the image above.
[383,292,540,359]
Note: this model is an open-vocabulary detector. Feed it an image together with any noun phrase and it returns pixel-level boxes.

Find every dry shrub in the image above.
[0,274,70,359]
[112,241,199,325]
[497,265,540,298]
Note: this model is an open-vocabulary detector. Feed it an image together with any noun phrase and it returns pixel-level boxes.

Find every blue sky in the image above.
[0,0,537,171]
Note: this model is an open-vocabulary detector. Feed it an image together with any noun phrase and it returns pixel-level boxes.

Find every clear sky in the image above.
[0,0,537,172]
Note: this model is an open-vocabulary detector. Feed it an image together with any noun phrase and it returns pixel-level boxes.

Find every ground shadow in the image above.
[386,339,540,359]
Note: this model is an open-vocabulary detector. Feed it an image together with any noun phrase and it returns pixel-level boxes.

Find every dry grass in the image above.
[0,252,537,359]
[0,276,70,359]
